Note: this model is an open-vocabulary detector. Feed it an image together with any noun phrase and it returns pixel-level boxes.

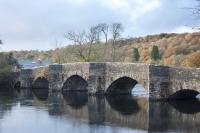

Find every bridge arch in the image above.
[106,76,138,95]
[168,89,200,100]
[32,77,49,89]
[62,75,88,93]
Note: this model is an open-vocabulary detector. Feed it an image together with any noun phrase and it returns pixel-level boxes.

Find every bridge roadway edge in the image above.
[19,63,200,99]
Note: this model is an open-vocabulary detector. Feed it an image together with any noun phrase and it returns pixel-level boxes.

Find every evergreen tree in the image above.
[151,45,160,61]
[132,48,140,62]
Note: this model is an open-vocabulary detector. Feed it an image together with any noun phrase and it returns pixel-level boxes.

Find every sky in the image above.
[0,0,200,51]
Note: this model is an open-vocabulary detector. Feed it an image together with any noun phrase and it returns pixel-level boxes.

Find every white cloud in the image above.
[171,26,198,33]
[0,0,198,51]
[100,0,130,10]
[99,0,161,21]
[66,0,90,6]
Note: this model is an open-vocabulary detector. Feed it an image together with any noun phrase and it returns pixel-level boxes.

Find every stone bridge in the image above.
[19,62,200,99]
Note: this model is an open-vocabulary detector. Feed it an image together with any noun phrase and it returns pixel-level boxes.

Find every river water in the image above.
[0,89,199,133]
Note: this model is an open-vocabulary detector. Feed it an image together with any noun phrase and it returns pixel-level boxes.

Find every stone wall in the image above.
[149,65,200,99]
[48,64,63,91]
[20,63,200,99]
[168,67,200,95]
[105,63,150,92]
[88,63,106,94]
[149,65,170,99]
[20,69,34,88]
[20,66,49,88]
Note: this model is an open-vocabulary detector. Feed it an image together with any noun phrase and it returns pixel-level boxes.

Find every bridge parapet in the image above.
[19,63,200,99]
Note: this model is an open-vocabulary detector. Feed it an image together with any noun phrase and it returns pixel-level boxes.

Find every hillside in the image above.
[11,32,200,68]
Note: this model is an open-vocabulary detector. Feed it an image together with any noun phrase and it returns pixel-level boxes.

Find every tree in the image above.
[65,31,88,61]
[110,23,123,62]
[54,38,63,64]
[86,26,100,61]
[132,48,140,62]
[65,26,100,62]
[0,40,2,50]
[151,45,160,61]
[97,23,109,56]
[186,51,200,67]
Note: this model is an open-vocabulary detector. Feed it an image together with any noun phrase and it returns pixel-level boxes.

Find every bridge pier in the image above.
[20,69,34,88]
[48,64,63,92]
[20,63,200,99]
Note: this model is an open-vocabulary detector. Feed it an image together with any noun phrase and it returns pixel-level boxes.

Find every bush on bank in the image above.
[0,53,20,89]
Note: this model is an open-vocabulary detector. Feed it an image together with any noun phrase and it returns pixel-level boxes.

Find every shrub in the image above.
[186,51,200,67]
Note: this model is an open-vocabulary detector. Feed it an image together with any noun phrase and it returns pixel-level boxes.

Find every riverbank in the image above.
[0,53,20,90]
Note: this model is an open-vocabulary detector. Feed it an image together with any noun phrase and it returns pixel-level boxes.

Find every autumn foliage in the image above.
[186,51,200,67]
[10,32,200,68]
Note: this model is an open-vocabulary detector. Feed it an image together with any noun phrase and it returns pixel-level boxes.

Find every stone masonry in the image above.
[19,62,200,99]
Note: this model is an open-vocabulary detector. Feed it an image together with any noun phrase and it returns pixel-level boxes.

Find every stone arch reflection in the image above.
[32,89,49,100]
[106,95,141,115]
[169,100,200,114]
[106,77,138,95]
[168,89,199,100]
[63,92,88,109]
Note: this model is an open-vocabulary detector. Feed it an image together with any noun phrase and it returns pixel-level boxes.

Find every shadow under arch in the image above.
[32,77,49,90]
[168,100,200,114]
[63,92,88,109]
[168,89,200,100]
[62,75,88,93]
[106,95,141,115]
[106,77,138,95]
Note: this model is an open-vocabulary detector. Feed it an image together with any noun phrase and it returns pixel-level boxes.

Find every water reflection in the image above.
[63,92,88,109]
[0,89,199,133]
[106,95,140,115]
[32,89,48,100]
[169,100,200,114]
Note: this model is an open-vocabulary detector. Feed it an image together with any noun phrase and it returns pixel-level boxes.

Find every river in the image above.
[2,60,199,133]
[0,89,199,133]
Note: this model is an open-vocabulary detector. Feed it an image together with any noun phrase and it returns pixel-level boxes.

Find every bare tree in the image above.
[65,26,100,62]
[97,23,109,56]
[54,38,63,64]
[86,26,100,61]
[97,23,109,45]
[110,23,124,62]
[65,31,88,61]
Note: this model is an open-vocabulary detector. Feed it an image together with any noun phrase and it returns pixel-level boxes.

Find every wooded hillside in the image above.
[11,32,200,68]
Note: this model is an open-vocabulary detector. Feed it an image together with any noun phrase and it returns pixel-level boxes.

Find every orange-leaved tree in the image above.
[186,51,200,67]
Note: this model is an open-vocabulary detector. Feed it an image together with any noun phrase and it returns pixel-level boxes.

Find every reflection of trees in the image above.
[63,92,88,109]
[0,92,15,119]
[106,95,140,115]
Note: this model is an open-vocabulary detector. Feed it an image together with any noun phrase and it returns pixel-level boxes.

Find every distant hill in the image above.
[11,32,200,68]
